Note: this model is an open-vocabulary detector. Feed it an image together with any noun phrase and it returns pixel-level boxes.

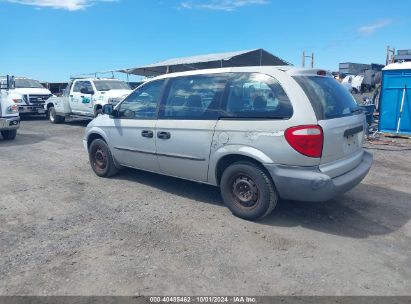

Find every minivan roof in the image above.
[150,66,333,81]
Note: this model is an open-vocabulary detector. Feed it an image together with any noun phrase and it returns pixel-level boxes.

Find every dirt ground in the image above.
[0,117,410,296]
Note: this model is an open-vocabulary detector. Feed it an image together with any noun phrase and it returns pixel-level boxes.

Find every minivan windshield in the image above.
[94,80,130,91]
[15,79,45,89]
[293,76,359,120]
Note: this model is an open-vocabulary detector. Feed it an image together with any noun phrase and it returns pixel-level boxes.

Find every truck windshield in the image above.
[94,81,130,91]
[293,76,359,120]
[15,79,44,89]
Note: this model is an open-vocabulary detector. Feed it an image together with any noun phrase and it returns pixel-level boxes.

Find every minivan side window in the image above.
[118,79,165,119]
[160,75,227,120]
[223,73,293,119]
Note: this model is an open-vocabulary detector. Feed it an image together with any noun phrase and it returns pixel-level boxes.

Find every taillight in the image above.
[285,125,323,158]
[317,70,327,76]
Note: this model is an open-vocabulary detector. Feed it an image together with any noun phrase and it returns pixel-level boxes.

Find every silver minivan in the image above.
[83,67,373,220]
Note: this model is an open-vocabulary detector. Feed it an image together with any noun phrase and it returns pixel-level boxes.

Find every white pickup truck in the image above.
[45,78,132,123]
[0,76,20,140]
[0,76,52,116]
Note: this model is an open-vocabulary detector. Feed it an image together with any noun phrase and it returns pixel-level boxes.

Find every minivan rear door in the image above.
[293,76,366,176]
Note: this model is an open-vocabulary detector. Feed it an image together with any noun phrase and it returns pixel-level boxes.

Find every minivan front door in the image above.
[156,74,226,182]
[108,80,165,173]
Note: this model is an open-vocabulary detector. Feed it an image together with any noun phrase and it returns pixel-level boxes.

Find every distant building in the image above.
[339,62,384,76]
[394,50,411,62]
[339,63,371,75]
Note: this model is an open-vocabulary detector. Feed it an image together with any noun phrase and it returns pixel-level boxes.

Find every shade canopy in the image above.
[117,49,291,77]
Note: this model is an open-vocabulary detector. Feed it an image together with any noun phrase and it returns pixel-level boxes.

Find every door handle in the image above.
[157,131,171,140]
[141,130,154,138]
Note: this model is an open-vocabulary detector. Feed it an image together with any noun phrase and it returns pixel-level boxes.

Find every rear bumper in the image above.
[0,116,20,130]
[264,151,373,202]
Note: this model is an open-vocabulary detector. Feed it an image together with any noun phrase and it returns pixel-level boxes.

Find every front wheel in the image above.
[220,162,278,221]
[1,130,17,140]
[48,106,65,124]
[89,139,119,177]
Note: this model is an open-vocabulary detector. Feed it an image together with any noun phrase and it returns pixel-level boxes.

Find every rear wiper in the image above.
[350,107,363,114]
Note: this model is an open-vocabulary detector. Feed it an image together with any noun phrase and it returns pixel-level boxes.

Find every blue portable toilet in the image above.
[379,62,411,135]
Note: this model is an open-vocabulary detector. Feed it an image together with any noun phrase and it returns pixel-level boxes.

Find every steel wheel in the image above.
[231,175,260,210]
[92,145,108,173]
[220,162,278,220]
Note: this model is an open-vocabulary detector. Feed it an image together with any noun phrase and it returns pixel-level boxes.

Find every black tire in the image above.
[89,139,119,177]
[1,130,17,140]
[48,106,65,124]
[220,162,278,221]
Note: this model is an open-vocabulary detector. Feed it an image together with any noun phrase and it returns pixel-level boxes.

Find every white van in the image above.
[83,67,372,221]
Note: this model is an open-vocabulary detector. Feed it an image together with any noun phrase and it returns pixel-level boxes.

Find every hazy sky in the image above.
[0,0,410,81]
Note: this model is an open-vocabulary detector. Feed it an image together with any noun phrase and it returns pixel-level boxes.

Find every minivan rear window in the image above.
[293,76,359,120]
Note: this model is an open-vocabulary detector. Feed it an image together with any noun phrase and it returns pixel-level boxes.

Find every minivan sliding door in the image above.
[156,74,227,182]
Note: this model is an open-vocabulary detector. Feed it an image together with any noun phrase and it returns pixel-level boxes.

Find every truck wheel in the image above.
[1,130,17,140]
[220,162,278,221]
[49,106,65,124]
[94,108,103,118]
[89,139,119,178]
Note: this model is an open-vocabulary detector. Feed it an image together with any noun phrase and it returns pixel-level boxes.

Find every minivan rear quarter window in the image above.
[223,73,293,119]
[293,76,359,120]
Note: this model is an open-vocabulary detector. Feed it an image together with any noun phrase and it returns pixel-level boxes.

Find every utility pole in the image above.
[302,51,314,68]
[386,46,396,65]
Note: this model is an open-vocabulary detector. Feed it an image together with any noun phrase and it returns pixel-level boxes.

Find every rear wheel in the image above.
[49,106,65,124]
[220,162,278,221]
[89,139,119,177]
[1,130,17,140]
[94,107,103,118]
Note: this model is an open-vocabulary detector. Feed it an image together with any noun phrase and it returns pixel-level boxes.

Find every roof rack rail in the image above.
[70,70,117,80]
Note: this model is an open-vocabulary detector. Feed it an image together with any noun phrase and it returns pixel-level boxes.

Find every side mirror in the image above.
[103,104,114,115]
[6,75,15,90]
[80,88,94,95]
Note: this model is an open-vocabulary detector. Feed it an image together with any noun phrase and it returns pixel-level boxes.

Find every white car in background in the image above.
[341,75,355,92]
[351,75,365,94]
